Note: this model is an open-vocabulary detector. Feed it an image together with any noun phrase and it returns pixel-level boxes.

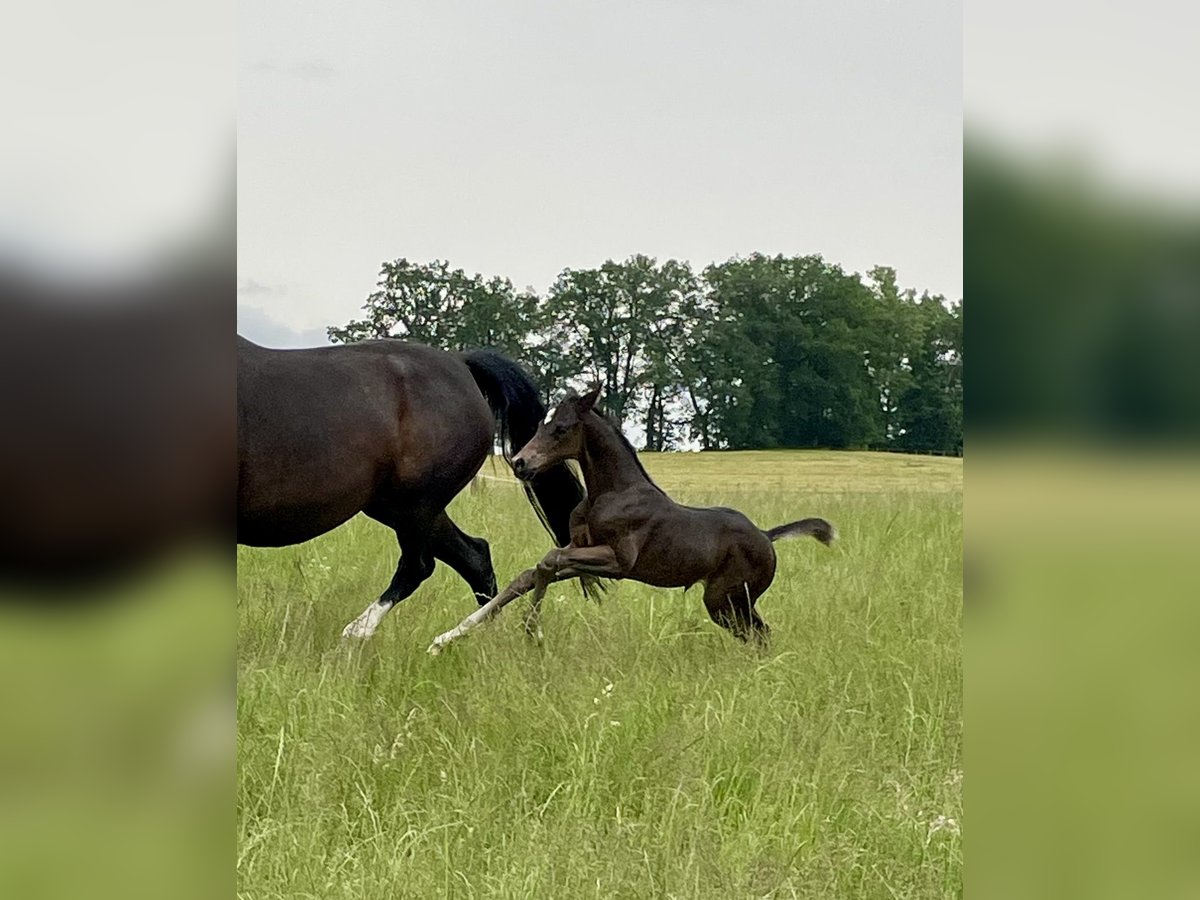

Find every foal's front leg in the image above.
[426,566,536,654]
[567,503,605,605]
[428,545,623,654]
[525,545,624,639]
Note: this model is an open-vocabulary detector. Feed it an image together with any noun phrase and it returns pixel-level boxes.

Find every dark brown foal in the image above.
[428,385,835,652]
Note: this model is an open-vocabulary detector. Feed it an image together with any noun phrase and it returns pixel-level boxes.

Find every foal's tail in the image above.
[461,350,585,550]
[764,517,838,546]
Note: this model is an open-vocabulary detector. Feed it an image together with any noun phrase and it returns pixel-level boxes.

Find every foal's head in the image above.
[511,384,601,481]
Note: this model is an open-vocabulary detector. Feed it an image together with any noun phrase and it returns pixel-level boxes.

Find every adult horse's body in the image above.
[237,336,583,637]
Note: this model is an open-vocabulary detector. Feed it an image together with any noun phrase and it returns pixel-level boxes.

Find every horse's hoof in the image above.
[341,602,389,640]
[341,619,374,640]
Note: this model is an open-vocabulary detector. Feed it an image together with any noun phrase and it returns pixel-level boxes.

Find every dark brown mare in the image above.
[238,336,587,638]
[428,385,835,652]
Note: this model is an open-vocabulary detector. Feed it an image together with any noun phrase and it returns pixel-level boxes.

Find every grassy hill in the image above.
[237,450,962,898]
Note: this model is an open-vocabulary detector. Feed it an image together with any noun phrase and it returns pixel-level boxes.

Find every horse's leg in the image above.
[425,566,537,653]
[523,589,545,641]
[429,545,624,653]
[429,512,497,607]
[525,503,602,635]
[702,569,770,646]
[342,513,436,639]
[567,502,605,604]
[524,543,629,639]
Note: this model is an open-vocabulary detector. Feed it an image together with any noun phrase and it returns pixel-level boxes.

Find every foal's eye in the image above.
[553,424,568,437]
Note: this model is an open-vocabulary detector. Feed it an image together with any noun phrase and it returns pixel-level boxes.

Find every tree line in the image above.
[328,254,962,454]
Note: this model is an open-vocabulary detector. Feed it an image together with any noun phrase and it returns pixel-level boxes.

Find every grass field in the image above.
[237,450,962,899]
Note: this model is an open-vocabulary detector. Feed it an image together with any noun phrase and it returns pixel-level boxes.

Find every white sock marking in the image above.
[341,601,389,639]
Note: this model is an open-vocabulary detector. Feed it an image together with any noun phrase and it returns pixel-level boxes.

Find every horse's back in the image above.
[236,339,492,546]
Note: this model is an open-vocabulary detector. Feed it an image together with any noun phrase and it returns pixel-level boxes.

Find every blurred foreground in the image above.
[967,133,1200,897]
[1,0,232,894]
[0,557,231,899]
[0,236,232,900]
[969,444,1200,900]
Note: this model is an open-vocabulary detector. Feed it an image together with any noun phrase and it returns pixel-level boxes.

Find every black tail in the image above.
[764,517,837,546]
[461,349,584,550]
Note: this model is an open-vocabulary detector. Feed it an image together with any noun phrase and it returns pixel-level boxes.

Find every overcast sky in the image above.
[238,0,961,348]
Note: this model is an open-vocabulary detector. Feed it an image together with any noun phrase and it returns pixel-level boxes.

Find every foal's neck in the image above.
[577,414,651,496]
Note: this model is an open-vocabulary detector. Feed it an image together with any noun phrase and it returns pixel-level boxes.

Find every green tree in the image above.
[700,254,887,450]
[325,253,965,454]
[894,296,962,453]
[636,260,701,451]
[327,258,538,358]
[543,255,691,434]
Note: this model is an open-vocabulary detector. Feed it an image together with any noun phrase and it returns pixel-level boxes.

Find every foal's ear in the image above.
[578,382,602,414]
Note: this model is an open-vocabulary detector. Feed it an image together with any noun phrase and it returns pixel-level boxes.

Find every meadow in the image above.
[237,450,962,899]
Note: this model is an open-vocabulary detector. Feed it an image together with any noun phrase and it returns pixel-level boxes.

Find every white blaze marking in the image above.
[543,406,556,425]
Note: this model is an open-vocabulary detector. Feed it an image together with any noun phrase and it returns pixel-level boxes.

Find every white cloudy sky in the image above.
[238,0,961,348]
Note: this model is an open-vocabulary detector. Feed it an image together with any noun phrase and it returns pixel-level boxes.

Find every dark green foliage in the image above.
[965,143,1200,440]
[327,258,539,361]
[329,253,964,454]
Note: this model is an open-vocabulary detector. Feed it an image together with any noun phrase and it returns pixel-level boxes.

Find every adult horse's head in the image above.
[511,383,601,481]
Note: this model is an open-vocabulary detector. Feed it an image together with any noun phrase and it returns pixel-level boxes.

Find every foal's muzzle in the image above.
[512,456,535,481]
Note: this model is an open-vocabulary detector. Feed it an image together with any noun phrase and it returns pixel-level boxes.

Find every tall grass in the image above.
[238,451,961,899]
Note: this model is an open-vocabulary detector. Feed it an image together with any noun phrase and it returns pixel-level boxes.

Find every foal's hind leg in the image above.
[429,512,497,606]
[342,509,437,639]
[702,572,770,646]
